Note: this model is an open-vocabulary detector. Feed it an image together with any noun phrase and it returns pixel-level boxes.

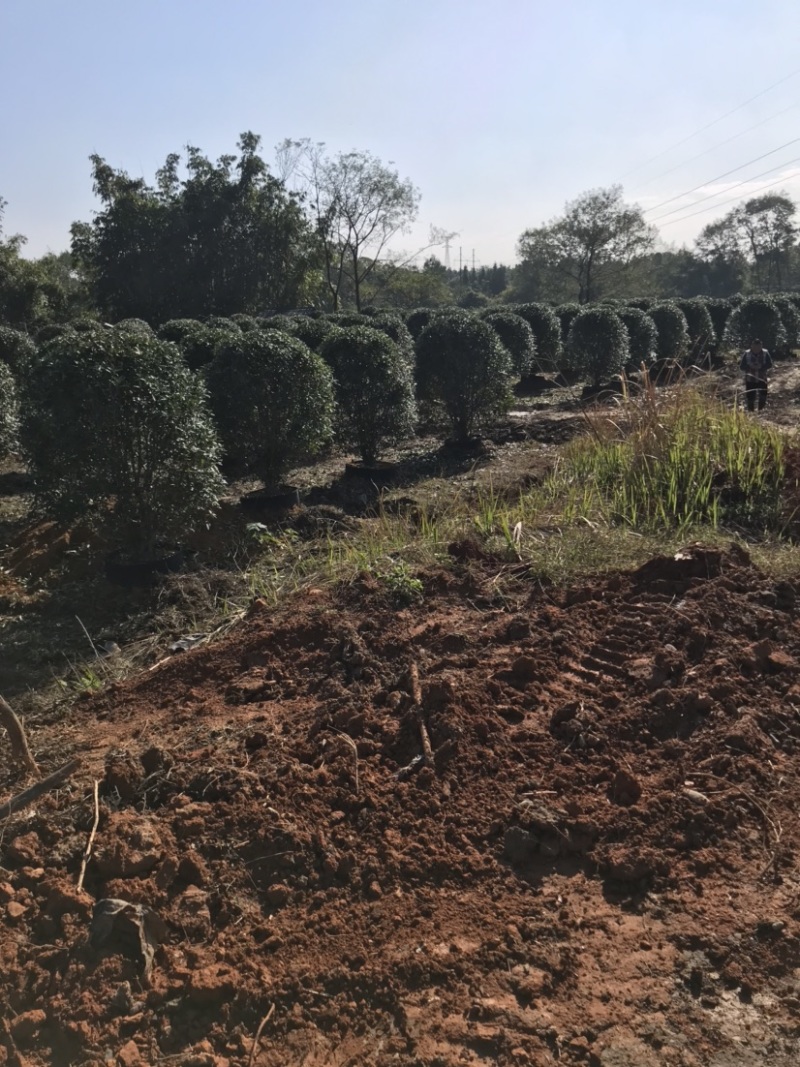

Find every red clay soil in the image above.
[2,545,800,1066]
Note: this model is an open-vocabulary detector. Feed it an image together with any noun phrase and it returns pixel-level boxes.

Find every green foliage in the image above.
[771,295,800,349]
[626,298,654,310]
[259,315,297,334]
[157,319,202,344]
[457,289,489,309]
[480,310,536,376]
[617,308,658,368]
[648,303,690,360]
[21,329,224,555]
[0,361,19,454]
[704,298,733,344]
[415,313,513,441]
[367,313,415,365]
[230,313,261,332]
[566,307,630,386]
[674,299,716,349]
[0,326,36,374]
[557,377,785,532]
[207,331,334,486]
[72,133,315,322]
[509,303,563,372]
[115,317,154,337]
[34,323,72,344]
[553,303,582,345]
[723,296,787,354]
[321,326,416,463]
[405,307,436,340]
[204,316,241,331]
[175,323,237,371]
[288,315,333,352]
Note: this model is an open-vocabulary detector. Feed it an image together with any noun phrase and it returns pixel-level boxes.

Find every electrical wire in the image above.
[647,154,800,224]
[616,64,800,181]
[658,168,800,229]
[630,101,800,193]
[643,136,800,216]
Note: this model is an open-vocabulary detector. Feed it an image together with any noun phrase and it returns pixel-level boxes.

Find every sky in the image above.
[2,0,800,269]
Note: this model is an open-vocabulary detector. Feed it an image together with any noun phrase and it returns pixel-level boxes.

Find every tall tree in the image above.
[517,185,655,303]
[277,139,420,311]
[696,192,798,294]
[72,133,315,322]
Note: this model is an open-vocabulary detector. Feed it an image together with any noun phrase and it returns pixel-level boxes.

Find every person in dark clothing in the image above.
[739,338,773,412]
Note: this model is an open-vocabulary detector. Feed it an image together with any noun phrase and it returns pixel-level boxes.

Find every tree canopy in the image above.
[71,133,315,323]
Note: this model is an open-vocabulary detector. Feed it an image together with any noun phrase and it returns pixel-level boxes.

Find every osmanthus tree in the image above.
[517,185,656,304]
[320,326,416,464]
[508,303,562,372]
[553,303,582,346]
[71,133,316,323]
[723,296,787,355]
[565,307,630,387]
[21,329,224,556]
[648,302,690,361]
[415,313,513,442]
[674,299,717,351]
[206,331,335,486]
[617,308,658,369]
[277,139,421,313]
[479,309,536,377]
[0,361,19,455]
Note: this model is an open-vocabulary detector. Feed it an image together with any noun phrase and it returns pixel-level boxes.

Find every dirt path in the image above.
[2,545,799,1066]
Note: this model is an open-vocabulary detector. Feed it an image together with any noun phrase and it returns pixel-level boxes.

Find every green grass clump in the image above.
[546,374,788,533]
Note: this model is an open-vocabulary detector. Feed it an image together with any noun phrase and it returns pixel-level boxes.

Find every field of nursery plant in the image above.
[2,294,800,1066]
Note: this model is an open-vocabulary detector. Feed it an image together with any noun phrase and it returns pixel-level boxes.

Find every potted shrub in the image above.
[415,312,512,445]
[21,328,225,576]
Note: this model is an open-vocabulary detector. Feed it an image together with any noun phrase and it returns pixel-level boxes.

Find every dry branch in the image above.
[248,1003,275,1067]
[408,663,435,768]
[0,758,82,820]
[0,693,40,778]
[77,779,101,892]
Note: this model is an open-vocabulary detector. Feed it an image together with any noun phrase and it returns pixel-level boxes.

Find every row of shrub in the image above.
[1,293,797,560]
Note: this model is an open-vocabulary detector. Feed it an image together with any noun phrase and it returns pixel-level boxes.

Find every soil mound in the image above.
[2,545,800,1066]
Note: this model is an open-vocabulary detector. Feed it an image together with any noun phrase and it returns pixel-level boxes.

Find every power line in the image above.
[616,64,800,182]
[658,168,800,230]
[642,136,800,216]
[630,101,800,194]
[647,153,800,225]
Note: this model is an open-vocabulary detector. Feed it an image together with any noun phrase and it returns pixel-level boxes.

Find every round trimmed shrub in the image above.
[0,362,20,455]
[508,303,562,372]
[21,329,224,556]
[705,299,733,345]
[723,296,787,354]
[553,303,582,347]
[566,308,629,386]
[406,308,444,340]
[115,318,154,337]
[416,313,513,442]
[458,289,489,309]
[230,314,261,332]
[259,314,297,335]
[289,316,334,352]
[772,296,800,350]
[480,310,536,376]
[71,317,104,333]
[618,308,658,369]
[674,300,716,350]
[157,319,202,344]
[321,326,416,464]
[368,313,415,366]
[176,324,237,371]
[648,303,690,361]
[626,298,654,311]
[207,332,334,486]
[204,316,241,332]
[34,324,72,345]
[0,326,37,374]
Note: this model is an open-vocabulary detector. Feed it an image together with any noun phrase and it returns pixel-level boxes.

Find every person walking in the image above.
[739,338,773,412]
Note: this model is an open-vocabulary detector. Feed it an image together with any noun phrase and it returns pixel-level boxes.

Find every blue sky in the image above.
[2,0,799,268]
